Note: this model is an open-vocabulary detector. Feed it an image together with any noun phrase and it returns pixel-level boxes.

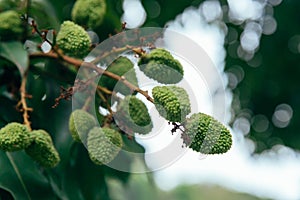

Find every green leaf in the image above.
[62,144,111,200]
[0,151,58,200]
[29,0,60,30]
[0,96,22,128]
[0,41,28,77]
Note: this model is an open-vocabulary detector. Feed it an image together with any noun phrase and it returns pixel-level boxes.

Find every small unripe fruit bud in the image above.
[0,10,22,41]
[71,0,106,30]
[87,127,123,165]
[98,56,138,95]
[25,130,60,168]
[56,21,91,58]
[69,109,97,143]
[115,95,153,135]
[152,86,191,122]
[184,113,232,154]
[138,48,184,84]
[0,122,31,151]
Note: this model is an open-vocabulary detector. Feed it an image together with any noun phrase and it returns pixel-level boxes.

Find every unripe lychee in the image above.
[138,48,184,84]
[56,21,91,58]
[87,127,122,165]
[71,0,106,30]
[98,56,138,95]
[25,130,60,168]
[115,95,153,135]
[0,122,31,151]
[152,86,191,122]
[184,113,232,154]
[0,10,23,41]
[69,109,97,143]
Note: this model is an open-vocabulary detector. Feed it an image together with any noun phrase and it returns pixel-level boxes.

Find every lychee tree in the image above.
[0,0,232,199]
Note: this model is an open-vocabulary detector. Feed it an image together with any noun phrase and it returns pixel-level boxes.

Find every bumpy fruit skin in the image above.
[87,127,122,165]
[138,48,184,84]
[56,21,91,58]
[184,113,232,154]
[0,122,31,151]
[69,109,97,143]
[116,96,153,135]
[25,130,60,168]
[98,56,138,95]
[152,86,191,122]
[0,10,23,41]
[71,0,106,30]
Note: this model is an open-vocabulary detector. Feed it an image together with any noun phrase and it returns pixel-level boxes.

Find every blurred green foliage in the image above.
[225,0,300,152]
[109,174,265,200]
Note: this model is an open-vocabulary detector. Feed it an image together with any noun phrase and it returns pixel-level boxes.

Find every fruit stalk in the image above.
[16,70,33,131]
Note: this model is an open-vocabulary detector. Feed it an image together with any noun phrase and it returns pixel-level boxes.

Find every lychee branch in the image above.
[30,21,54,48]
[16,71,33,131]
[29,52,187,140]
[29,51,155,103]
[28,19,66,59]
[97,85,114,96]
[90,45,137,65]
[52,79,88,108]
[81,96,92,111]
[96,90,113,114]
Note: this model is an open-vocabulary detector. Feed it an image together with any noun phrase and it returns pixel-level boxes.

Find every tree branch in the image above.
[16,71,33,131]
[29,51,154,103]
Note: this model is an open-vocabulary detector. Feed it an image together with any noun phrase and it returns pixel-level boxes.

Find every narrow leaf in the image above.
[0,151,57,200]
[6,153,31,200]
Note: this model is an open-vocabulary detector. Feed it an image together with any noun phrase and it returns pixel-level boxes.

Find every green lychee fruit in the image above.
[0,10,23,41]
[56,21,91,58]
[152,86,191,122]
[25,130,60,168]
[138,48,184,84]
[115,95,153,135]
[71,0,106,30]
[69,109,97,143]
[87,127,122,165]
[98,56,138,95]
[0,122,31,151]
[184,113,232,154]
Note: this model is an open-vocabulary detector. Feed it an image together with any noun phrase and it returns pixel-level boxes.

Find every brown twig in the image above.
[102,113,113,128]
[121,22,127,31]
[90,45,135,65]
[81,96,92,111]
[16,71,33,131]
[29,20,63,58]
[29,52,155,103]
[96,90,113,114]
[97,85,113,95]
[52,79,87,108]
[31,21,54,47]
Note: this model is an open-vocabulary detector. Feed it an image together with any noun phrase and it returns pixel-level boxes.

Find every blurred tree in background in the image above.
[225,0,300,153]
[0,0,299,199]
